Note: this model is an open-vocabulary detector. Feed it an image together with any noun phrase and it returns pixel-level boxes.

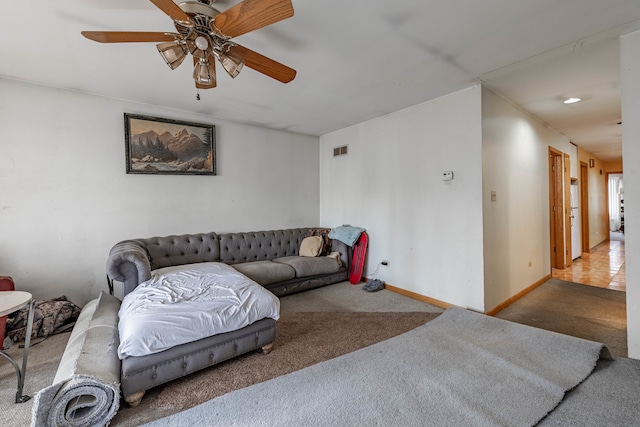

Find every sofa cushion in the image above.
[306,228,332,255]
[273,256,341,278]
[299,236,323,257]
[232,261,296,285]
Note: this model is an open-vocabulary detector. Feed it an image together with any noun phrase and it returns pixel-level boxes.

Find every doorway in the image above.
[553,168,626,292]
[608,173,624,233]
[570,179,581,260]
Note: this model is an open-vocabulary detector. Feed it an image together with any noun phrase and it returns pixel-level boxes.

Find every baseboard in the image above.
[382,282,453,310]
[366,275,551,314]
[485,274,551,316]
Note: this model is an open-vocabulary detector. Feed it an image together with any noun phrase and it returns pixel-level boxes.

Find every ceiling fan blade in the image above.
[82,31,178,43]
[212,0,294,39]
[149,0,191,23]
[229,44,296,83]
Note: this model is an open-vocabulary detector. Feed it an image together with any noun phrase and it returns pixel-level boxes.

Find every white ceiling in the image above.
[3,0,640,161]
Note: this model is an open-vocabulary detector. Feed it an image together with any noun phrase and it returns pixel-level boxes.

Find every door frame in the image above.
[580,161,590,253]
[564,153,572,267]
[549,147,565,269]
[605,171,624,233]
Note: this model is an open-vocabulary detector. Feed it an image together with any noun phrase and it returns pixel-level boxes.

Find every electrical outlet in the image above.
[381,260,389,266]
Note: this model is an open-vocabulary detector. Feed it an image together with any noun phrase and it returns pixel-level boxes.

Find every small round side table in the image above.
[0,291,35,403]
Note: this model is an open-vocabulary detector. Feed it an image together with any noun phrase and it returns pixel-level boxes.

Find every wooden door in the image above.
[549,148,565,269]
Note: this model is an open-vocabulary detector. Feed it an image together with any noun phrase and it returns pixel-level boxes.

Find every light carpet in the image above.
[495,278,627,357]
[144,307,609,427]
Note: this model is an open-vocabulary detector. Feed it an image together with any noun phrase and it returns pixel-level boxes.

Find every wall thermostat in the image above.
[442,170,454,181]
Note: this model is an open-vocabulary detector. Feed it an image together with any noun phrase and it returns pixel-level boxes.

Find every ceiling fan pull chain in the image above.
[196,88,201,101]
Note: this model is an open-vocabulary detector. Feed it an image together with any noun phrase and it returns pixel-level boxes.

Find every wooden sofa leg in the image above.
[261,343,274,354]
[124,391,145,407]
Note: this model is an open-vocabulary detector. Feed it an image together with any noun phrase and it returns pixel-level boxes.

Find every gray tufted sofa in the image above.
[105,227,350,406]
[106,227,350,297]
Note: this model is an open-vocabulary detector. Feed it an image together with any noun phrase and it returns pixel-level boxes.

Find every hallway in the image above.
[552,231,626,291]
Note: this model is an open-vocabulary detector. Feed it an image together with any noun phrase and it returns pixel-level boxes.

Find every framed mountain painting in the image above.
[124,113,216,175]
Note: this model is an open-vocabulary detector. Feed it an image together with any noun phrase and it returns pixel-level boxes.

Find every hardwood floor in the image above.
[552,231,626,291]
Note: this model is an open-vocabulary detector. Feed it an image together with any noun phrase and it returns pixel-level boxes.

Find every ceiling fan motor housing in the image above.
[177,1,220,35]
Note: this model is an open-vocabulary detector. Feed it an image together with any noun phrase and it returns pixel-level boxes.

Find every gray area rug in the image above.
[144,307,608,427]
[31,292,121,427]
[540,357,640,426]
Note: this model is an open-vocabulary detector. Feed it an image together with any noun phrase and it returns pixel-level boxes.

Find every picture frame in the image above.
[124,113,216,175]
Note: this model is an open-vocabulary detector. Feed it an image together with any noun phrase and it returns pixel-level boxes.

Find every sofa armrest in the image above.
[106,240,152,297]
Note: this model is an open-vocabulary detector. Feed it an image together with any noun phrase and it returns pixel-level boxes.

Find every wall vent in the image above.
[333,145,348,157]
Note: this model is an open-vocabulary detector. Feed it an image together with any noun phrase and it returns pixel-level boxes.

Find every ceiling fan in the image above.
[82,0,296,93]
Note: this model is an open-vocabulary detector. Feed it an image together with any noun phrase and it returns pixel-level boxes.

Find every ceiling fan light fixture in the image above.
[195,35,209,51]
[563,97,582,104]
[157,41,188,70]
[218,52,244,78]
[187,35,213,60]
[193,59,216,85]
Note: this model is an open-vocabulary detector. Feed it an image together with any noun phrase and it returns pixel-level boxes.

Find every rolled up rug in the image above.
[31,292,121,427]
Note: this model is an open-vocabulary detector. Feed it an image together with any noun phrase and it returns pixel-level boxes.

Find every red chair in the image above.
[0,277,16,345]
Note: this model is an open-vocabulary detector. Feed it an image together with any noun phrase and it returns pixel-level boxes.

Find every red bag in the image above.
[0,276,16,343]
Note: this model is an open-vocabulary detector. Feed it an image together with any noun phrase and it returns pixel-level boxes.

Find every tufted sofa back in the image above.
[219,228,309,264]
[139,232,220,270]
[107,227,348,297]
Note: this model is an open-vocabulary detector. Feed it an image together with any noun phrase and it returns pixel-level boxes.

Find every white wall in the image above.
[481,87,576,311]
[319,86,485,311]
[0,78,320,305]
[621,30,640,359]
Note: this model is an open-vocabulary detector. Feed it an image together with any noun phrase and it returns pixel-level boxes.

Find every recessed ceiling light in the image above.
[563,97,582,104]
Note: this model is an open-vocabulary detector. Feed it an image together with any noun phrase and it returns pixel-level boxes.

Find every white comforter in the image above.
[117,262,280,359]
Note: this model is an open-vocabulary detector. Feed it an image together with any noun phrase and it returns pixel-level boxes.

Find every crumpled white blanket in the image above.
[118,262,280,359]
